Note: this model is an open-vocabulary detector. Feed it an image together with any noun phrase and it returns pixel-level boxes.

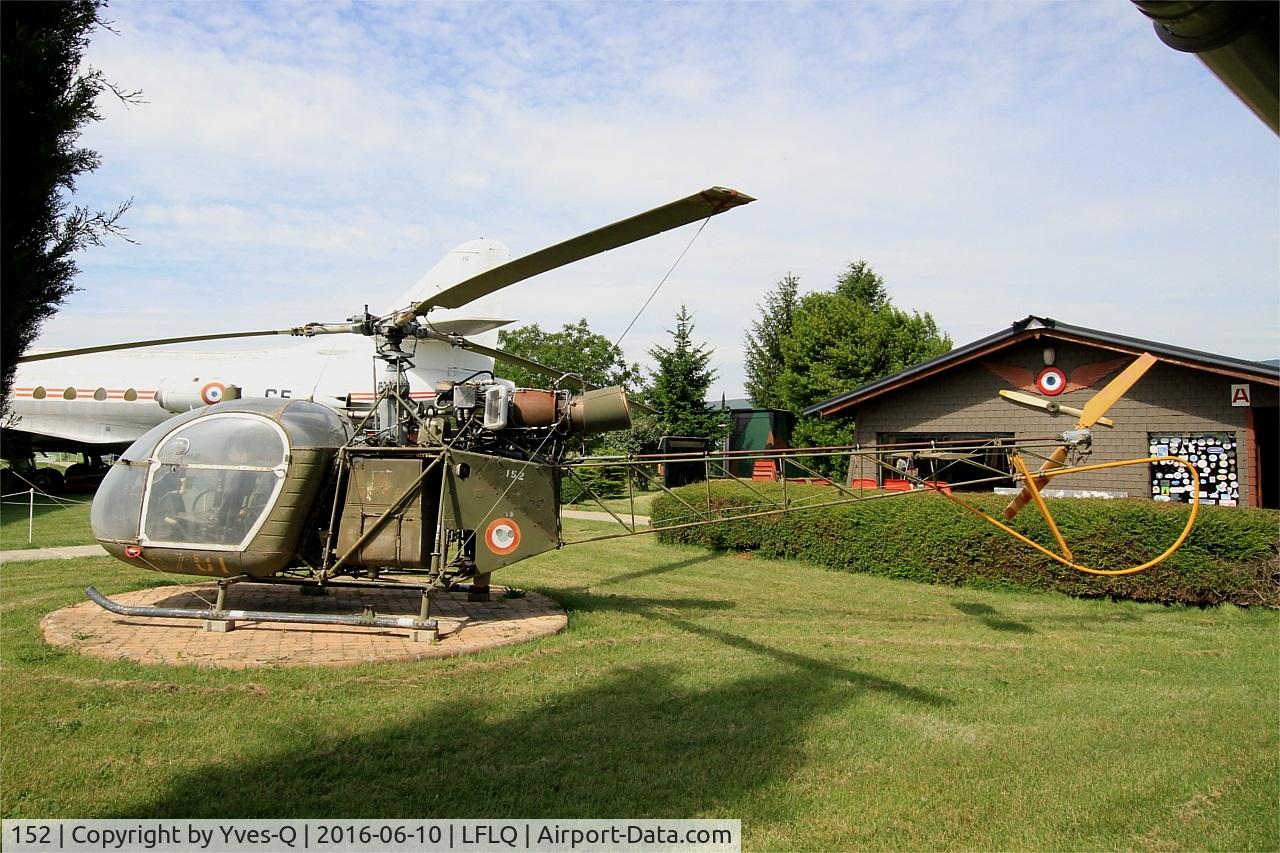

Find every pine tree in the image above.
[778,260,951,461]
[743,272,799,409]
[834,260,888,309]
[648,306,723,439]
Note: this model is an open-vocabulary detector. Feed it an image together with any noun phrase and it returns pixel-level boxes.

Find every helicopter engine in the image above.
[330,377,633,578]
[427,377,632,451]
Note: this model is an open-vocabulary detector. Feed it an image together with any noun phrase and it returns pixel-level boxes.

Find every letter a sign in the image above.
[1230,384,1251,407]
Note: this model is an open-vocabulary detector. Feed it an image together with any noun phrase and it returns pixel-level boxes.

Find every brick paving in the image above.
[41,582,566,669]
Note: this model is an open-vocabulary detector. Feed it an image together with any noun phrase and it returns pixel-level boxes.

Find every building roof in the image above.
[804,315,1280,417]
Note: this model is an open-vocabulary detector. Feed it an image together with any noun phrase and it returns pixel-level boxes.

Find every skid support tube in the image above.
[85,586,438,632]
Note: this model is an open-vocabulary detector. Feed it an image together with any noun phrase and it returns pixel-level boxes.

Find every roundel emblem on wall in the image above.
[484,517,522,555]
[1035,367,1067,397]
[200,381,227,404]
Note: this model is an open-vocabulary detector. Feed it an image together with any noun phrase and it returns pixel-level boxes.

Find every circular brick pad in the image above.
[42,582,566,668]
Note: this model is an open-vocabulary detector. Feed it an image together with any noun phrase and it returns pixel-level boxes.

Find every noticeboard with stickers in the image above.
[1148,432,1239,507]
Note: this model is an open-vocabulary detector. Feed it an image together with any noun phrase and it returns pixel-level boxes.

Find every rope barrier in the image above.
[1,494,88,503]
[0,487,88,545]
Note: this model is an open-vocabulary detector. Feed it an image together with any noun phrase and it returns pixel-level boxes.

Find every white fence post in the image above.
[28,488,34,544]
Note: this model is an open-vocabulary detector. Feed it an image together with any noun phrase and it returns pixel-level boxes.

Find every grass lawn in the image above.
[566,491,660,516]
[0,495,94,549]
[0,508,1275,850]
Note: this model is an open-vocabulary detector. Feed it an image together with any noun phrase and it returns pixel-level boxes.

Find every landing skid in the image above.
[85,583,440,642]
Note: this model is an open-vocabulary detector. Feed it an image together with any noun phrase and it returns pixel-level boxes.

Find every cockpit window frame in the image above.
[137,412,291,551]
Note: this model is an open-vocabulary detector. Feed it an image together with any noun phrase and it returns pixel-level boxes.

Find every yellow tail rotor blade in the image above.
[1077,353,1157,427]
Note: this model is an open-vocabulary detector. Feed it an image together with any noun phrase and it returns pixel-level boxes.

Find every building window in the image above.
[874,432,1015,491]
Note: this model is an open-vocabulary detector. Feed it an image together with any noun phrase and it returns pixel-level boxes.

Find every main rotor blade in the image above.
[1077,353,1157,427]
[999,389,1114,428]
[422,318,515,336]
[409,187,755,315]
[15,327,341,363]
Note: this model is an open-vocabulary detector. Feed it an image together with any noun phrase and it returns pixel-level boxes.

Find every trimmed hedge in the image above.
[652,483,1280,606]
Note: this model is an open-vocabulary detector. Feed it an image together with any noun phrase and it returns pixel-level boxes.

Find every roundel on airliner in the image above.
[200,382,228,404]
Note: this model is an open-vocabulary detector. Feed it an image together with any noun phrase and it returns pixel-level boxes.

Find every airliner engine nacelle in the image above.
[154,378,242,413]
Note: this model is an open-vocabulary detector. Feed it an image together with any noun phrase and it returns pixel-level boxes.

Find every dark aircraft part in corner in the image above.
[1132,0,1279,133]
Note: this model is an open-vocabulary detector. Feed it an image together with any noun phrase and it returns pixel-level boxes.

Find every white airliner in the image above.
[7,239,513,453]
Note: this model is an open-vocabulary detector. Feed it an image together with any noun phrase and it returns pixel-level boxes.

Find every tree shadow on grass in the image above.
[554,589,735,615]
[590,552,721,589]
[116,602,948,819]
[951,601,1037,634]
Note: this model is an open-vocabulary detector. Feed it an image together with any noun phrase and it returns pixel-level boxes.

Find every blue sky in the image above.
[46,0,1279,398]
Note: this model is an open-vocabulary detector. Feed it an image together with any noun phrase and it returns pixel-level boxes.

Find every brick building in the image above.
[804,317,1279,509]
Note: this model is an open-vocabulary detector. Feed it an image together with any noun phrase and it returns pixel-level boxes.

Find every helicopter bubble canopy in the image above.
[91,399,352,575]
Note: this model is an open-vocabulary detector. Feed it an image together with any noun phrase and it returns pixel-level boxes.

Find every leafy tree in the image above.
[496,319,640,390]
[743,272,799,409]
[600,410,664,456]
[1,0,137,415]
[648,306,724,440]
[776,260,952,455]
